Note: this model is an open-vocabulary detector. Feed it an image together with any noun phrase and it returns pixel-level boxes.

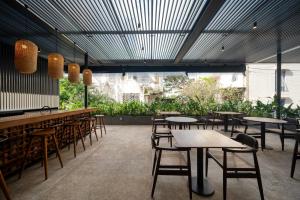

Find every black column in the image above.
[276,39,282,119]
[84,53,88,108]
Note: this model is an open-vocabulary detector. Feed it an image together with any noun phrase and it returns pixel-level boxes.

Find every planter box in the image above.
[104,115,153,125]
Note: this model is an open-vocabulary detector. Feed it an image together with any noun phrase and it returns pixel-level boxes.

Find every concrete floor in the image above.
[2,125,300,200]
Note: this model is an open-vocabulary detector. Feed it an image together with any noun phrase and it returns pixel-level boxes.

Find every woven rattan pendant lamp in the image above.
[48,28,64,79]
[68,42,80,83]
[14,5,38,74]
[83,69,92,86]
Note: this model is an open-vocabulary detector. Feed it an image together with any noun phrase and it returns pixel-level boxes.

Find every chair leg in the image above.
[73,127,77,158]
[77,126,86,150]
[280,128,285,151]
[205,149,209,177]
[0,171,11,200]
[291,140,298,178]
[102,118,107,134]
[93,121,99,141]
[151,151,157,176]
[151,150,162,198]
[19,136,33,179]
[223,151,227,200]
[187,150,192,200]
[42,136,48,180]
[52,135,63,168]
[254,153,264,200]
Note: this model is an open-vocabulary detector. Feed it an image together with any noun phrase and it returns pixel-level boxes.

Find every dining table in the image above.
[165,116,197,129]
[243,117,287,150]
[172,130,244,196]
[214,111,243,132]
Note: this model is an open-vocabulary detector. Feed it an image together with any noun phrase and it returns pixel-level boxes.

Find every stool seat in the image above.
[32,129,56,136]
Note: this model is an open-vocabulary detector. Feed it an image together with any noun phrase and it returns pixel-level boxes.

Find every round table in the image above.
[214,111,243,132]
[158,111,181,116]
[165,117,197,130]
[243,117,287,150]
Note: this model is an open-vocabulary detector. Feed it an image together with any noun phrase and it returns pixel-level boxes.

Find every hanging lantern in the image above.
[14,39,38,74]
[68,63,80,83]
[48,53,64,79]
[83,69,92,86]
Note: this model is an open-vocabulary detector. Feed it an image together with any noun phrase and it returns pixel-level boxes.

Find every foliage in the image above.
[182,77,219,103]
[220,87,245,101]
[60,78,300,118]
[163,75,190,93]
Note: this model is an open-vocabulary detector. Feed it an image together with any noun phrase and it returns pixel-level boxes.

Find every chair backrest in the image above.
[284,117,299,131]
[235,133,258,149]
[151,135,158,149]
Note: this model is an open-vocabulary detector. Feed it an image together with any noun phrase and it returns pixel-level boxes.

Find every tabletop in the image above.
[243,117,287,124]
[165,116,197,123]
[158,111,181,115]
[172,130,245,148]
[214,111,242,115]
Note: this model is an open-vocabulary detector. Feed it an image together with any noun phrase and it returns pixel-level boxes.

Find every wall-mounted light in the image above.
[253,21,257,30]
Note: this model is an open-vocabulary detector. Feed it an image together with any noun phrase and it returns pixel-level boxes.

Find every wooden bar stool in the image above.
[0,135,12,200]
[82,117,98,145]
[95,115,106,137]
[19,128,63,180]
[63,121,86,157]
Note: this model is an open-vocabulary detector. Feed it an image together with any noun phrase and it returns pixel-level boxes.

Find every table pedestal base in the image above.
[191,177,214,196]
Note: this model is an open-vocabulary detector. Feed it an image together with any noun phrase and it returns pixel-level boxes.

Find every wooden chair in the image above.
[82,117,98,145]
[291,131,300,178]
[95,115,106,137]
[206,134,264,200]
[266,117,300,151]
[0,135,11,200]
[151,135,192,199]
[19,128,63,180]
[205,112,223,129]
[63,121,86,158]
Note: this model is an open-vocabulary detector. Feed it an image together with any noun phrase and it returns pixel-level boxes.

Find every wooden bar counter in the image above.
[0,108,95,176]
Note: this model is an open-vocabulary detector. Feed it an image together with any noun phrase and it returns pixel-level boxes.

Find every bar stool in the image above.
[19,128,63,180]
[63,120,86,157]
[82,117,98,145]
[0,135,12,200]
[95,115,106,137]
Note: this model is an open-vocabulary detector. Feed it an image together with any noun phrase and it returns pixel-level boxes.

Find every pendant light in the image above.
[83,69,92,86]
[14,5,38,74]
[48,28,64,79]
[68,42,80,83]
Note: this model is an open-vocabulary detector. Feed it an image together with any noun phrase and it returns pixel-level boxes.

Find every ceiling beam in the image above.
[68,64,246,73]
[174,0,225,63]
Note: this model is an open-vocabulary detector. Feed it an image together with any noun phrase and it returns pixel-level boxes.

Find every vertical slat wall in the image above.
[0,42,59,111]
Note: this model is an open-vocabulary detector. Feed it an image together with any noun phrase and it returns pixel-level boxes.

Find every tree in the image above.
[163,75,190,93]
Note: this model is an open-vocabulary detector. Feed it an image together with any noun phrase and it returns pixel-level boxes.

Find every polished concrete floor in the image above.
[3,125,300,200]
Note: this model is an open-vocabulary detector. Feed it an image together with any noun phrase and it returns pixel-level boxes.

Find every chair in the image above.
[0,135,12,200]
[266,117,300,151]
[205,112,223,129]
[63,120,86,157]
[206,134,264,200]
[190,116,206,130]
[151,135,192,199]
[19,128,63,180]
[291,131,300,178]
[95,115,107,137]
[231,117,261,138]
[82,117,99,145]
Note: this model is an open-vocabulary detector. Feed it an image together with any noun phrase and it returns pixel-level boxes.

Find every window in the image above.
[275,70,288,92]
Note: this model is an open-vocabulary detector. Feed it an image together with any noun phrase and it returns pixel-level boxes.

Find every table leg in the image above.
[192,148,214,196]
[261,122,265,150]
[224,115,228,132]
[179,123,183,130]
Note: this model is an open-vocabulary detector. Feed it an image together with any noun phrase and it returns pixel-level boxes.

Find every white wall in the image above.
[247,63,300,107]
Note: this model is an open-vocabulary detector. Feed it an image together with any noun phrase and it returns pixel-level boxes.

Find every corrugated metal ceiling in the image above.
[17,0,207,63]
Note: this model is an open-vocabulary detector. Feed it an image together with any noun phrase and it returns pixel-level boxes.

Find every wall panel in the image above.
[0,42,59,111]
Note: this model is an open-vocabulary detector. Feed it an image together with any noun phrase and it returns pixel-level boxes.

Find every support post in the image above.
[276,41,282,119]
[84,53,88,109]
